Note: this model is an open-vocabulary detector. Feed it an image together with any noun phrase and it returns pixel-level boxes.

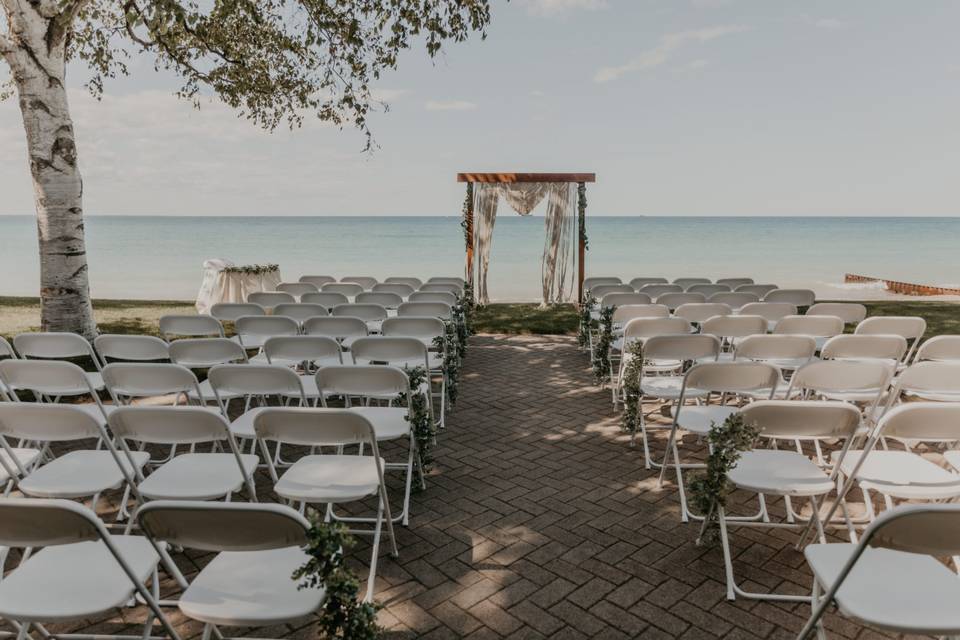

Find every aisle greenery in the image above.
[619,339,644,433]
[591,306,616,383]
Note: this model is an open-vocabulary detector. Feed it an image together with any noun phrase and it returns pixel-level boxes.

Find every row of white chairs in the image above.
[591,283,814,306]
[247,289,459,310]
[271,278,464,301]
[298,275,464,292]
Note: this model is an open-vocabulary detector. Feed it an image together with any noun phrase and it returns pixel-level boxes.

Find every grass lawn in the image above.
[1,296,958,339]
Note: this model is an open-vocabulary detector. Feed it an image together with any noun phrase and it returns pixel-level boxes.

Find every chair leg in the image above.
[718,506,737,601]
[365,500,384,603]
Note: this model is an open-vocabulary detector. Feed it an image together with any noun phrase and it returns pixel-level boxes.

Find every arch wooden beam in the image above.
[457,173,596,183]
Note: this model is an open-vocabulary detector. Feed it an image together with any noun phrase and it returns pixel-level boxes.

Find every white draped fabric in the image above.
[195,259,282,314]
[472,182,577,306]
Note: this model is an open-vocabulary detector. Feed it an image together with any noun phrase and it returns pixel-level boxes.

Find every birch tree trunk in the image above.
[2,0,97,339]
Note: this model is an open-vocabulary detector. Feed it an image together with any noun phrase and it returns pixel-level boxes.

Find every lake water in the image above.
[1,215,958,302]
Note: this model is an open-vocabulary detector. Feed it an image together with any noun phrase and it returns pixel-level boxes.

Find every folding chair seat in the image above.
[13,332,106,391]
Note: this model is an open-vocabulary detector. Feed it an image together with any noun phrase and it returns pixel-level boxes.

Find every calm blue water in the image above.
[1,216,958,301]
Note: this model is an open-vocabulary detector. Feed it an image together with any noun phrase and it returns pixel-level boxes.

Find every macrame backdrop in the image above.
[473,182,577,306]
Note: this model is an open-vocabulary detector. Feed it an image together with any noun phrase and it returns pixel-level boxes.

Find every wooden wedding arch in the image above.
[457,172,596,303]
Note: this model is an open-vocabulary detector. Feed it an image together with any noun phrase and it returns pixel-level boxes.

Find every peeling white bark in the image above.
[2,0,96,338]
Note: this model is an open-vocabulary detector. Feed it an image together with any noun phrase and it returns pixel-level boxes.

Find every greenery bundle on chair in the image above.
[400,365,435,471]
[620,340,645,433]
[577,293,597,348]
[433,325,461,406]
[591,306,616,383]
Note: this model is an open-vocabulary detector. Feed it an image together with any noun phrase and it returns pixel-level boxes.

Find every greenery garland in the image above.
[293,521,382,639]
[433,324,461,406]
[400,365,435,471]
[591,305,616,383]
[577,292,597,349]
[222,263,279,275]
[620,339,644,433]
[577,182,589,251]
[461,182,474,249]
[688,413,759,545]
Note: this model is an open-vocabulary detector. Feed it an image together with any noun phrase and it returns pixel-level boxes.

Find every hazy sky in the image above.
[1,0,958,216]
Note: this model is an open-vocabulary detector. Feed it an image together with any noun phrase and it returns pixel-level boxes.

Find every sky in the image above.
[1,0,959,217]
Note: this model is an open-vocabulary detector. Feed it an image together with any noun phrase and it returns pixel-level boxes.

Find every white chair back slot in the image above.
[639,283,684,298]
[408,291,458,305]
[806,302,867,325]
[384,277,423,289]
[102,363,201,399]
[272,303,329,323]
[373,283,416,298]
[332,304,388,322]
[916,335,960,362]
[210,303,266,322]
[246,292,296,309]
[683,361,780,395]
[600,293,653,308]
[253,407,377,446]
[656,292,707,310]
[708,292,760,309]
[0,498,104,547]
[302,316,369,340]
[168,338,248,368]
[642,334,721,362]
[263,336,342,365]
[95,334,170,362]
[763,288,816,306]
[341,276,378,290]
[137,501,310,552]
[687,284,731,297]
[0,359,95,396]
[298,275,336,288]
[773,315,845,338]
[300,292,349,310]
[357,292,404,310]
[736,284,779,297]
[740,400,862,439]
[674,303,732,324]
[316,364,409,398]
[715,278,754,289]
[0,402,104,441]
[159,315,225,339]
[398,302,453,320]
[820,334,908,363]
[110,405,231,444]
[583,276,622,290]
[276,282,319,298]
[628,277,668,289]
[701,315,767,339]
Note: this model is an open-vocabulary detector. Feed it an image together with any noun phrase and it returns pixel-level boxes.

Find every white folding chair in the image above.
[407,291,458,305]
[102,362,206,407]
[714,401,862,602]
[774,315,845,350]
[356,292,404,311]
[0,338,16,400]
[799,505,960,639]
[583,276,622,291]
[317,365,425,525]
[376,321,448,424]
[302,316,369,349]
[736,283,778,298]
[373,283,415,299]
[854,316,926,365]
[349,337,439,422]
[167,338,248,403]
[299,274,336,288]
[820,334,907,366]
[136,501,323,640]
[628,277,668,290]
[332,303,388,333]
[716,278,754,289]
[210,303,266,323]
[234,315,300,350]
[397,302,453,320]
[786,360,892,424]
[658,362,780,522]
[270,303,329,326]
[159,315,225,341]
[262,335,343,371]
[708,291,760,311]
[321,282,364,298]
[0,359,112,423]
[673,278,712,290]
[253,408,397,602]
[915,335,960,362]
[246,292,296,310]
[384,277,423,289]
[687,284,731,297]
[300,291,349,311]
[110,406,257,502]
[0,498,178,640]
[884,360,960,405]
[341,276,378,290]
[656,292,706,310]
[806,303,867,326]
[13,332,105,390]
[611,317,692,406]
[419,283,462,295]
[764,288,816,307]
[674,303,732,325]
[740,302,799,332]
[95,334,170,363]
[276,282,319,298]
[701,315,767,361]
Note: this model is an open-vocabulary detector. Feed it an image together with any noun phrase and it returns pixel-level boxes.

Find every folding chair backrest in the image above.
[806,302,867,325]
[639,284,683,298]
[372,283,416,298]
[14,332,97,362]
[0,359,96,397]
[820,334,907,363]
[272,303,329,323]
[419,283,462,295]
[642,334,720,362]
[0,337,15,360]
[789,360,893,396]
[384,277,423,289]
[622,317,691,340]
[263,336,342,365]
[773,315,845,338]
[740,302,798,324]
[673,278,711,289]
[332,303,388,322]
[316,364,409,399]
[916,335,960,362]
[102,363,202,400]
[302,316,368,340]
[398,302,453,319]
[892,361,960,398]
[601,293,652,308]
[716,278,754,289]
[855,316,927,362]
[299,275,336,288]
[254,407,377,446]
[0,402,104,442]
[341,276,378,290]
[875,402,960,442]
[708,292,760,309]
[208,364,306,401]
[138,501,310,552]
[590,284,634,299]
[864,504,960,556]
[684,361,780,395]
[408,291,458,305]
[321,282,364,297]
[736,284,778,297]
[427,277,466,287]
[95,334,170,363]
[381,317,446,341]
[300,292,349,310]
[734,334,817,361]
[687,284,731,297]
[276,282,319,298]
[357,292,404,309]
[701,315,767,339]
[656,292,706,310]
[584,276,622,290]
[246,292,296,309]
[350,337,428,367]
[110,405,231,444]
[673,303,732,323]
[612,304,670,325]
[740,400,861,439]
[628,277,667,289]
[763,288,816,306]
[210,303,266,322]
[235,315,300,340]
[0,498,104,547]
[168,338,248,368]
[159,314,224,340]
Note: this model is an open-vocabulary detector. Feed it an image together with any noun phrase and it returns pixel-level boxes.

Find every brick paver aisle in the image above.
[374,335,875,640]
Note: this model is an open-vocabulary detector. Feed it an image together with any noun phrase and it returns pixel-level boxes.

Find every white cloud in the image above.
[594,24,748,83]
[679,58,711,72]
[424,100,477,112]
[524,0,607,16]
[815,18,846,30]
[370,88,409,103]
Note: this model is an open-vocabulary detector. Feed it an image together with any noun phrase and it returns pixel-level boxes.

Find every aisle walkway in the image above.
[375,335,875,640]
